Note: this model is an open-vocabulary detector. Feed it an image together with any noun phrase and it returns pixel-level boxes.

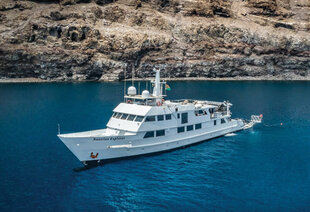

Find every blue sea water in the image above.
[1,81,310,211]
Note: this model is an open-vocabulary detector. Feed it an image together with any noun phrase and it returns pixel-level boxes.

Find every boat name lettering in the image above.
[93,137,125,141]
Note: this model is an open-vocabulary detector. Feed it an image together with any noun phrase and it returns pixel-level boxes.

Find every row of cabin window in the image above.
[144,123,202,139]
[143,130,165,138]
[195,110,207,116]
[112,112,144,122]
[214,119,226,125]
[148,112,188,124]
[145,114,172,122]
[194,108,215,116]
[177,123,201,133]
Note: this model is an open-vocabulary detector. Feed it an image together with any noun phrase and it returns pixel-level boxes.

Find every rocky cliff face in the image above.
[0,0,309,81]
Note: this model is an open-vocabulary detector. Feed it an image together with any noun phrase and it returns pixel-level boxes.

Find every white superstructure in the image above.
[58,69,262,166]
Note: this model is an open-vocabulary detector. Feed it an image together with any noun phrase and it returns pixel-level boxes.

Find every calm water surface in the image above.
[0,81,310,211]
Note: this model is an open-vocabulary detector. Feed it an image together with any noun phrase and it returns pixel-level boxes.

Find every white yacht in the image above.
[58,69,262,166]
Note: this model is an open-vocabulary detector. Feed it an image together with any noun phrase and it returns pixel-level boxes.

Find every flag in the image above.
[165,84,171,91]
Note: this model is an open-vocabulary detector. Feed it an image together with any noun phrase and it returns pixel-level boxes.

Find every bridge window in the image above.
[121,113,129,120]
[156,130,165,137]
[112,112,118,118]
[135,116,144,122]
[221,119,226,124]
[181,113,188,124]
[195,110,207,116]
[177,126,185,133]
[127,115,136,121]
[157,115,164,121]
[187,125,193,131]
[144,131,154,138]
[145,116,156,122]
[195,123,202,129]
[116,113,122,119]
[214,120,217,125]
[165,114,172,120]
[177,113,180,119]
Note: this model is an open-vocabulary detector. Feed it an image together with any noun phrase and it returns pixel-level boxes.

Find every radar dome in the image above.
[127,86,137,96]
[142,90,150,98]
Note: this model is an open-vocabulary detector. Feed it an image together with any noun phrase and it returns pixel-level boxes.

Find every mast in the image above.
[152,69,161,97]
[152,68,166,105]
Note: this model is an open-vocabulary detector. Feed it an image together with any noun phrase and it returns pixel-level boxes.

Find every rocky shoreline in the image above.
[0,0,309,82]
[1,76,310,83]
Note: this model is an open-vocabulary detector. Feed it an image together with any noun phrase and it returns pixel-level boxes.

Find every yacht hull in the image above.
[58,121,244,165]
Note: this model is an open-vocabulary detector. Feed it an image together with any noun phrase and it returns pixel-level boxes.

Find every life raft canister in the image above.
[90,152,99,159]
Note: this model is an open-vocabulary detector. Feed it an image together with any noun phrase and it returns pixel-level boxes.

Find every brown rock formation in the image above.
[0,0,309,81]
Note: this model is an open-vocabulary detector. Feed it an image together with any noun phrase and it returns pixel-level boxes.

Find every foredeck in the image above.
[58,128,135,138]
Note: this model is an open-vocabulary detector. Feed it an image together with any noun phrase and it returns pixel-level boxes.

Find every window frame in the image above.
[127,115,136,121]
[165,114,172,120]
[181,112,188,124]
[135,116,144,122]
[121,113,129,120]
[143,131,154,138]
[116,113,122,119]
[156,129,165,137]
[195,123,202,129]
[187,125,194,131]
[145,116,156,122]
[157,115,164,121]
[177,126,185,133]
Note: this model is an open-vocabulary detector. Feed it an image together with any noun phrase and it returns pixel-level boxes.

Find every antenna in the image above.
[132,64,134,86]
[58,124,61,135]
[124,67,126,99]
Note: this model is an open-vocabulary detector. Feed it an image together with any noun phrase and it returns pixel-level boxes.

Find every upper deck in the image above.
[106,99,230,132]
[106,69,232,132]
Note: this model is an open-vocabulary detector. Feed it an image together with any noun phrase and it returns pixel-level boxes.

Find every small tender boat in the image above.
[58,69,262,166]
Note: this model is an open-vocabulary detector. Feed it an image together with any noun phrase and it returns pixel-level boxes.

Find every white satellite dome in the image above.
[141,90,150,98]
[127,86,137,96]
